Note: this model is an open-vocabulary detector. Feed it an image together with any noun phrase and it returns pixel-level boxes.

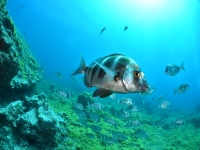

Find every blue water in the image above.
[6,0,200,112]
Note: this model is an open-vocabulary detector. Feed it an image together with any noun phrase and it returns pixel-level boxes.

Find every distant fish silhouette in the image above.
[100,27,106,35]
[124,26,128,31]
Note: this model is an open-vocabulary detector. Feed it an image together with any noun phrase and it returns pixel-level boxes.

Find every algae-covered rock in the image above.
[0,93,68,149]
[0,0,43,98]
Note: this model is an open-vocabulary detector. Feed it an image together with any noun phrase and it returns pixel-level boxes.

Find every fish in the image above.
[124,26,128,31]
[71,54,148,98]
[100,135,118,145]
[74,103,84,111]
[125,120,141,128]
[112,131,128,141]
[153,118,167,126]
[119,98,133,106]
[88,111,100,123]
[133,129,148,139]
[174,84,189,95]
[90,124,101,133]
[172,119,185,127]
[158,100,170,109]
[109,94,117,101]
[87,102,104,111]
[74,110,87,119]
[156,95,164,101]
[165,62,185,76]
[52,87,74,99]
[54,71,63,78]
[104,117,116,126]
[100,27,106,35]
[86,133,95,139]
[126,105,139,112]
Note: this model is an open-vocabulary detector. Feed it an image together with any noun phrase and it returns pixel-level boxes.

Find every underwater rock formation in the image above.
[0,93,67,149]
[0,0,43,98]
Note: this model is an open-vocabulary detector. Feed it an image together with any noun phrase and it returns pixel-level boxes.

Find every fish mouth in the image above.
[139,84,149,92]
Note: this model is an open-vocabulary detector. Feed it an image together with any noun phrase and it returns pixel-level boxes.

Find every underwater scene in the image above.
[0,0,200,149]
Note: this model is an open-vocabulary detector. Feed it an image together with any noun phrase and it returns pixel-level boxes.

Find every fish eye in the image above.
[133,71,140,78]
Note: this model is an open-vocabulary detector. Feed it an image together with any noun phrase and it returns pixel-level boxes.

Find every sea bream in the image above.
[71,54,148,98]
[165,62,185,76]
[174,83,189,95]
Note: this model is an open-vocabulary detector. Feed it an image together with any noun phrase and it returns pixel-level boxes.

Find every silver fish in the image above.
[174,84,189,95]
[133,129,148,139]
[71,54,148,98]
[54,71,63,78]
[125,120,141,128]
[74,103,84,110]
[158,100,170,109]
[119,97,133,106]
[165,62,185,76]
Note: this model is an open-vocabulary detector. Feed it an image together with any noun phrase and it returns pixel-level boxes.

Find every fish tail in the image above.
[174,88,177,95]
[180,62,185,71]
[70,54,86,76]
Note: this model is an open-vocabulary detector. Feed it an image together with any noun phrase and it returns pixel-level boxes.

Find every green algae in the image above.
[37,79,200,150]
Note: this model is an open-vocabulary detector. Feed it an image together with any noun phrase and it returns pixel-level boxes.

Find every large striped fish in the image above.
[71,54,148,98]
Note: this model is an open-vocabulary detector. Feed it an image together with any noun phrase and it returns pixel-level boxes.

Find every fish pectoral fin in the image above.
[95,61,115,77]
[93,88,112,98]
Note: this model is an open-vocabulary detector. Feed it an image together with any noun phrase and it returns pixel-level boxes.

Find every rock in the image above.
[0,0,43,99]
[0,93,68,149]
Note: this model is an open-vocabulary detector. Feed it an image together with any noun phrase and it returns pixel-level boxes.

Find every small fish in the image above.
[156,95,164,101]
[79,119,88,127]
[88,111,100,123]
[109,94,117,101]
[71,76,79,82]
[173,119,185,127]
[112,131,128,141]
[100,135,118,145]
[119,98,133,106]
[86,133,95,139]
[70,54,148,98]
[165,62,185,76]
[74,103,84,110]
[100,27,106,35]
[54,71,63,78]
[124,26,128,31]
[126,105,139,112]
[90,124,101,133]
[153,118,167,126]
[133,129,148,139]
[158,100,170,109]
[119,110,130,119]
[88,102,104,111]
[104,118,116,125]
[174,84,189,95]
[125,120,141,128]
[74,110,87,119]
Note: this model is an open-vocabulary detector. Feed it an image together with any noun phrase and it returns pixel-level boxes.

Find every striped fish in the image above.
[71,54,148,98]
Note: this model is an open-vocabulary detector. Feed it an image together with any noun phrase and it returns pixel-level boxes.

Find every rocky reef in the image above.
[0,0,43,99]
[0,93,68,149]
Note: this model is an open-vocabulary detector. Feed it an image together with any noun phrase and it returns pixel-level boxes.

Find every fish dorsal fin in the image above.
[95,61,115,77]
[93,88,112,98]
[102,53,124,59]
